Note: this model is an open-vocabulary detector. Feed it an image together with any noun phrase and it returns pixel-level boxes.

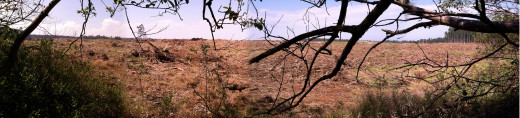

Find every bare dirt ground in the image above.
[49,39,480,117]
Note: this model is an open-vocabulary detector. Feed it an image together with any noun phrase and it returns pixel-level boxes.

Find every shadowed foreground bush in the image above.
[349,90,429,117]
[0,39,131,117]
[350,89,518,118]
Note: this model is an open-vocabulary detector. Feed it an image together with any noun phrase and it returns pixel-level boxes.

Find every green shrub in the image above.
[159,93,178,117]
[0,39,131,117]
[350,90,433,118]
[350,88,518,118]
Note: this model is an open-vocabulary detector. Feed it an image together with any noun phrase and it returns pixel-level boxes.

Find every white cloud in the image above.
[31,2,447,41]
[139,19,252,40]
[33,17,253,40]
[86,19,132,37]
[33,20,82,36]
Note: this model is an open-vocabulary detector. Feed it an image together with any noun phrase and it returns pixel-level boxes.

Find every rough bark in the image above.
[249,25,358,64]
[397,2,519,33]
[2,0,61,73]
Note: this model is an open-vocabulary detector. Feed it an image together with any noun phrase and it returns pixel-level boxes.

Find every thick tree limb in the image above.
[281,0,394,112]
[248,25,358,64]
[249,0,517,116]
[250,0,353,116]
[395,2,519,33]
[473,0,519,47]
[250,0,394,115]
[2,0,61,73]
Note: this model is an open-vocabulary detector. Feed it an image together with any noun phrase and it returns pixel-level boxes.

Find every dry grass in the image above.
[47,38,480,117]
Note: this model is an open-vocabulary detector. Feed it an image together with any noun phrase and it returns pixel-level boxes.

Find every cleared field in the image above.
[49,39,480,117]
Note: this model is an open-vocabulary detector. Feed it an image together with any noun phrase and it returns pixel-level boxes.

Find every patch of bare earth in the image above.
[51,39,480,117]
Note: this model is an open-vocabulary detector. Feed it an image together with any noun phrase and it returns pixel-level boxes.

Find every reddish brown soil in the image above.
[51,39,480,117]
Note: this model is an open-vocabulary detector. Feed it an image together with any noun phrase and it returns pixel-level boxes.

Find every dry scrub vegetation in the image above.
[48,38,485,117]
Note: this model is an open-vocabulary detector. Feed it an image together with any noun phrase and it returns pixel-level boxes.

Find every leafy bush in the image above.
[350,88,518,118]
[159,93,178,117]
[350,90,433,118]
[0,39,131,117]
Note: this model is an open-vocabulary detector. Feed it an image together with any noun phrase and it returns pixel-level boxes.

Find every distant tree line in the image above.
[388,27,477,43]
[309,27,478,43]
[81,35,119,39]
[306,38,350,42]
[29,34,123,40]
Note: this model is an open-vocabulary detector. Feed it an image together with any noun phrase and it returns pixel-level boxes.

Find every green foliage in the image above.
[0,27,20,40]
[389,27,478,43]
[200,44,210,56]
[436,0,475,13]
[460,61,519,117]
[432,0,519,46]
[189,46,198,54]
[241,18,265,31]
[351,65,518,118]
[0,39,131,117]
[77,2,96,17]
[114,36,122,40]
[116,0,189,8]
[159,93,178,117]
[350,90,436,118]
[473,8,519,49]
[436,0,518,18]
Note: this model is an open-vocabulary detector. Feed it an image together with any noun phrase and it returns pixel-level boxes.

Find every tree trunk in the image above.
[1,0,61,74]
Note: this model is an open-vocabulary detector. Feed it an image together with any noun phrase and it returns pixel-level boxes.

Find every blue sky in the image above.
[29,0,449,41]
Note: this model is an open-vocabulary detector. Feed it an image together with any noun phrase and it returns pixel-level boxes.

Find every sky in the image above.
[27,0,449,41]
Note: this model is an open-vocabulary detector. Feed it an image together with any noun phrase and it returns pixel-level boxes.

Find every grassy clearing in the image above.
[0,39,134,117]
[22,39,510,117]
